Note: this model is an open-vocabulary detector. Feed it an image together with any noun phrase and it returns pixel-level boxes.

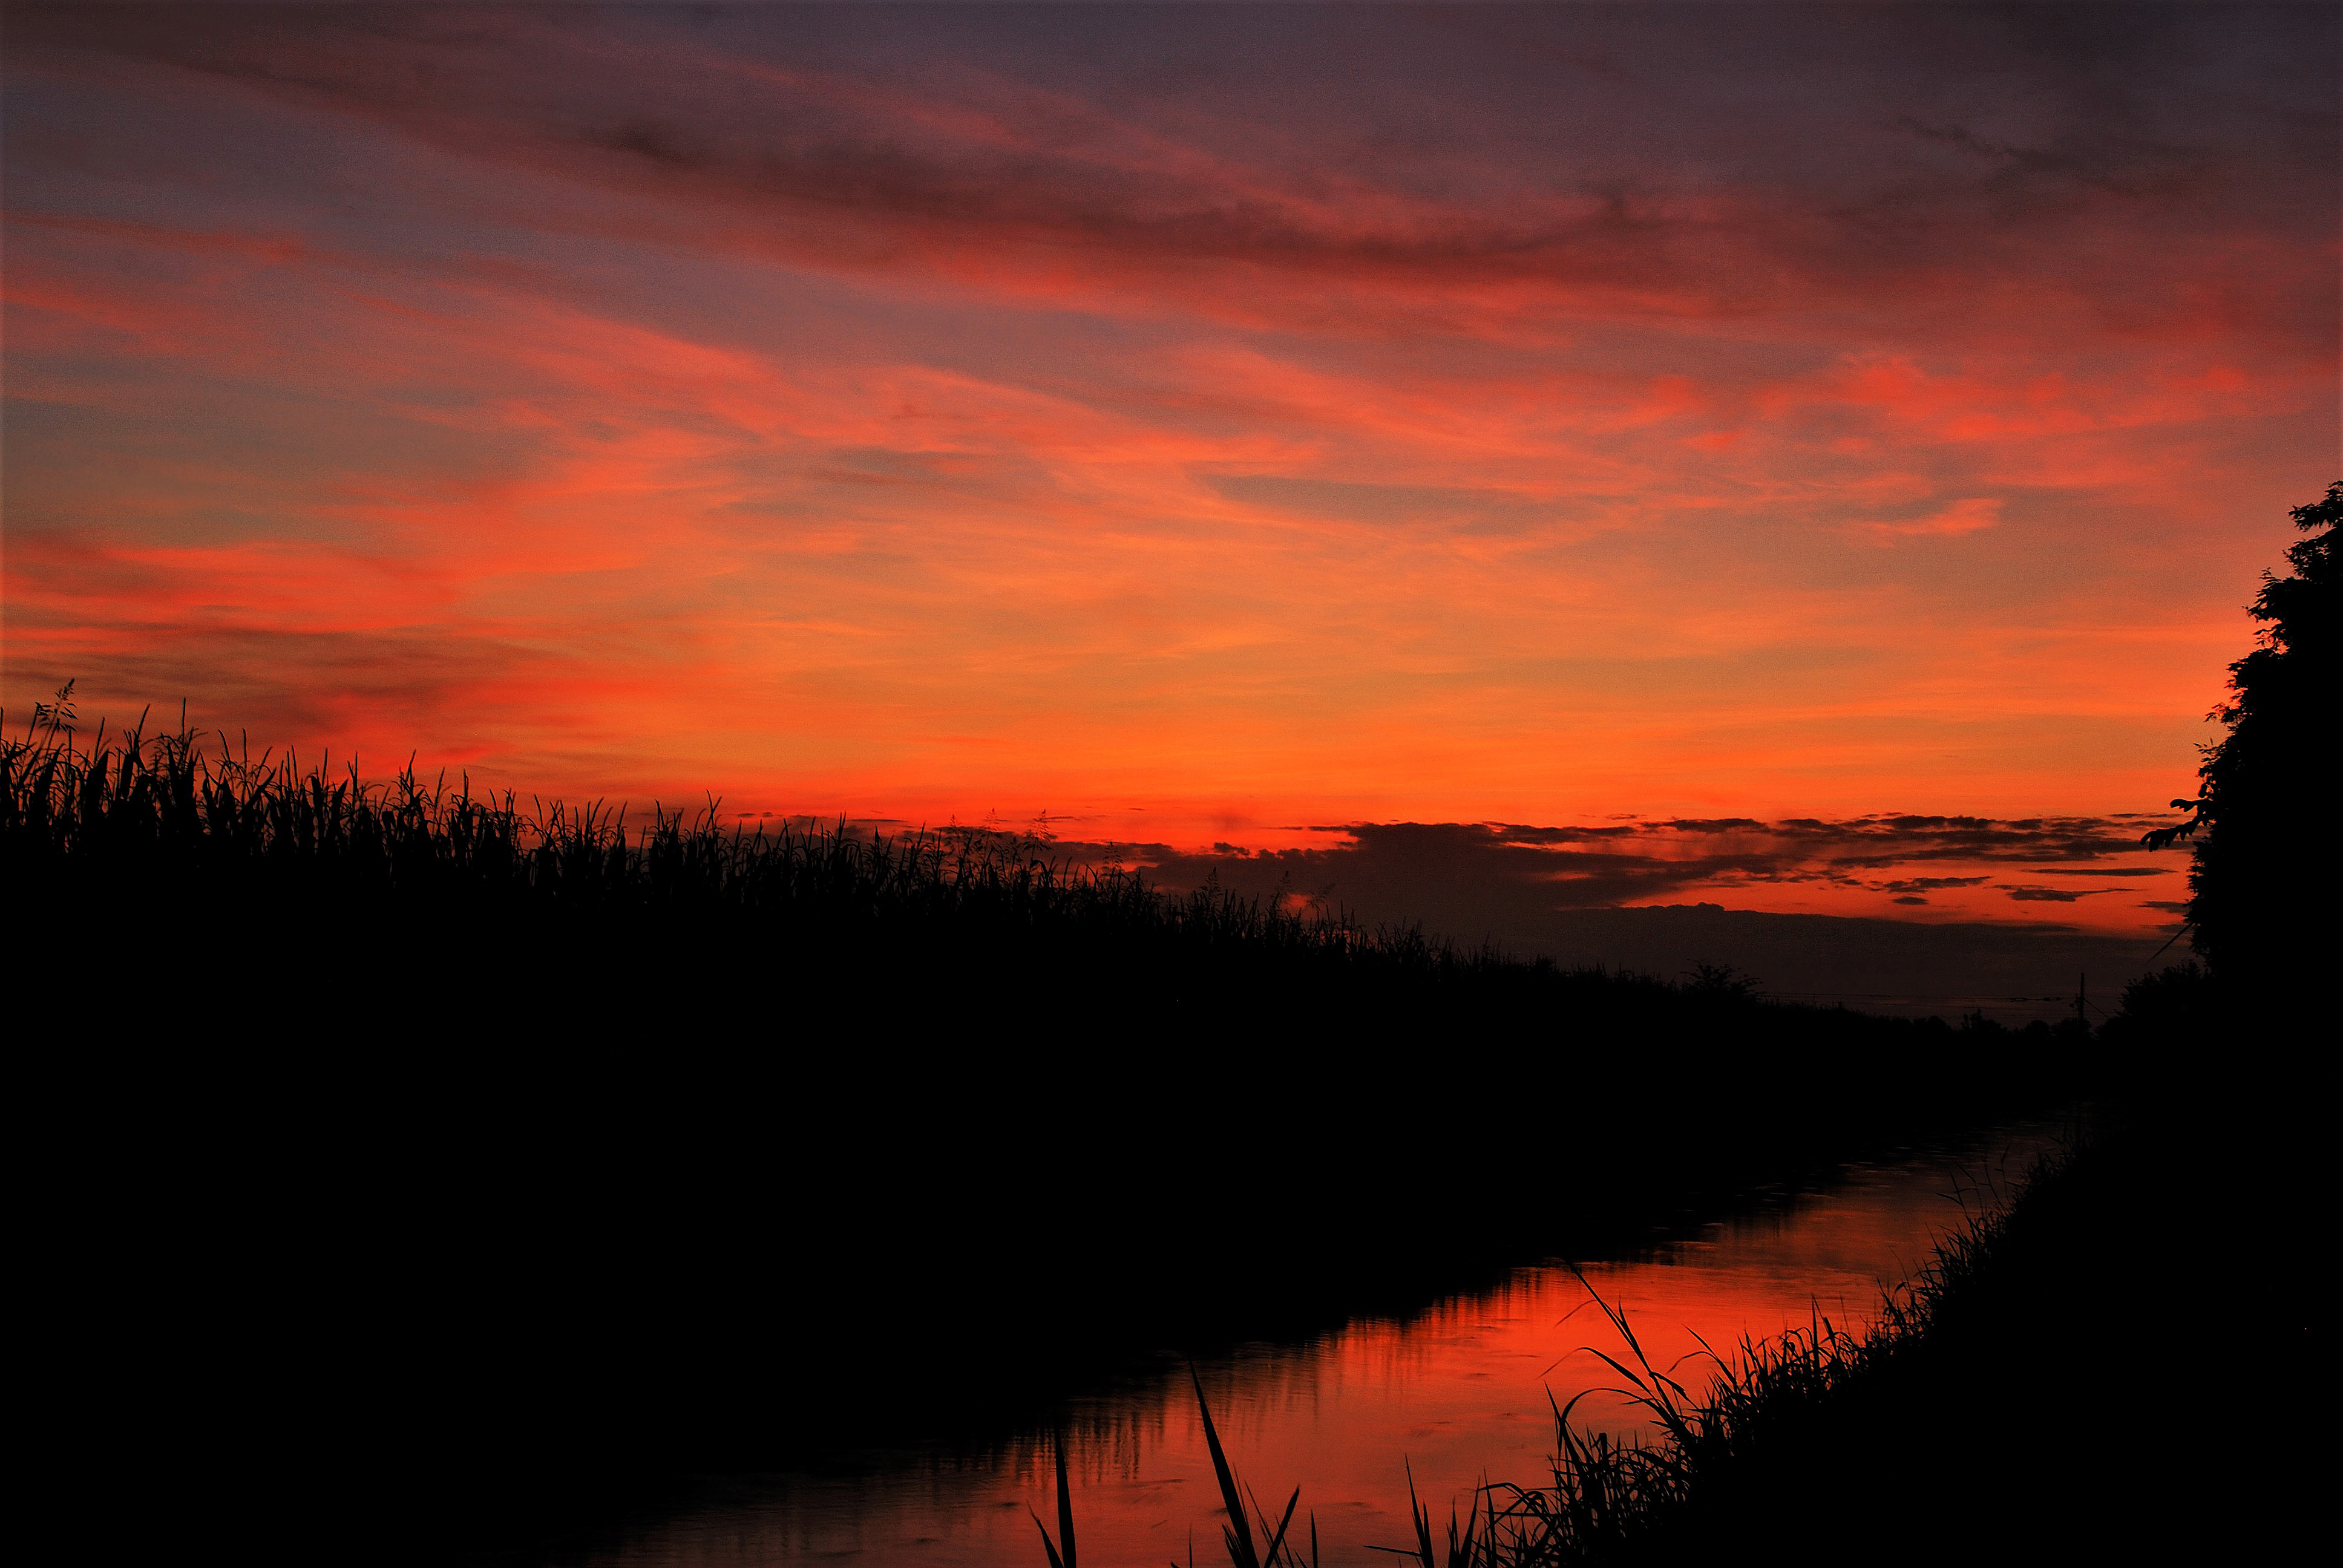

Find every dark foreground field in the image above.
[11,718,2111,1564]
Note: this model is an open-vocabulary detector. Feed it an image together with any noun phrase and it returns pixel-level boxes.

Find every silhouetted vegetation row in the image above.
[4,694,2092,1050]
[2,698,1619,1004]
[13,696,2096,1567]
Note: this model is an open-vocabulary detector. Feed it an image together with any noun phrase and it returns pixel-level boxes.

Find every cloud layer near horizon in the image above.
[5,4,2334,919]
[796,809,2180,1005]
[968,808,2183,939]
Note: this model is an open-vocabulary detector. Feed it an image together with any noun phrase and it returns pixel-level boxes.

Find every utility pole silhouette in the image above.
[2074,971,2088,1027]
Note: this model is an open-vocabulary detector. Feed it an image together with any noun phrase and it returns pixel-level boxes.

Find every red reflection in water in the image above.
[582,1128,2059,1568]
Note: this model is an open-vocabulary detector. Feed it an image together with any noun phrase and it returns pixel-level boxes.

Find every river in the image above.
[550,1119,2069,1568]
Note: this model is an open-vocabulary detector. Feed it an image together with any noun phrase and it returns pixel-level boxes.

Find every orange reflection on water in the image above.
[583,1126,2059,1568]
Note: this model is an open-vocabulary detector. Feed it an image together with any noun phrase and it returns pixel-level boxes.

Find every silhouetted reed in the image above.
[1454,1245,1988,1565]
[11,693,2101,1561]
[1031,1372,1322,1568]
[2,690,1593,1019]
[5,690,2124,1057]
[1421,1115,2249,1563]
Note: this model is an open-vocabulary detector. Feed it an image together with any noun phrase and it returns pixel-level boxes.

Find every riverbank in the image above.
[1464,1048,2314,1563]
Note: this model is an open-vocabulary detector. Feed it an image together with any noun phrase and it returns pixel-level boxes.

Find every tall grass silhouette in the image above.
[8,686,2118,1059]
[2,687,1561,1003]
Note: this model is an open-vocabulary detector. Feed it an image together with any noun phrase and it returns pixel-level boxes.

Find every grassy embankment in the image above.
[1103,967,2310,1567]
[1510,967,2312,1564]
[8,708,2094,1561]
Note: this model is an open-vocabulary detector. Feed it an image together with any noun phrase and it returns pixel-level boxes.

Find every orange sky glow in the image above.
[5,5,2335,945]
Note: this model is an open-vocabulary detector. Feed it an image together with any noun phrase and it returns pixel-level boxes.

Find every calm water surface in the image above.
[568,1122,2066,1568]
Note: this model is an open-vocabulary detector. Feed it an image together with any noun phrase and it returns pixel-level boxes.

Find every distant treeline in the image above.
[8,705,2092,1564]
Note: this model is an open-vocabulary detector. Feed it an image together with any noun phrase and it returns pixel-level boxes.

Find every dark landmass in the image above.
[8,718,2100,1566]
[1421,901,2158,1016]
[1119,820,2172,1016]
[1394,971,2318,1564]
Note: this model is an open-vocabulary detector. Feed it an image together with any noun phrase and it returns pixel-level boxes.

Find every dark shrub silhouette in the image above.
[2143,480,2337,1011]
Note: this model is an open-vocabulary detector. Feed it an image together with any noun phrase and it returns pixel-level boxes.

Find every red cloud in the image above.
[4,4,2333,876]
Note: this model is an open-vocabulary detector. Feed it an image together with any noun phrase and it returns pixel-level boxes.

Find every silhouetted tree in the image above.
[2144,481,2337,1007]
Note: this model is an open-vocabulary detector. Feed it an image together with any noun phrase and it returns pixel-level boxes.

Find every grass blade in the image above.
[1191,1367,1259,1568]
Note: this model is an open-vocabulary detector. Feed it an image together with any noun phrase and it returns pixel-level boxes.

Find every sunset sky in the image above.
[5,4,2335,949]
